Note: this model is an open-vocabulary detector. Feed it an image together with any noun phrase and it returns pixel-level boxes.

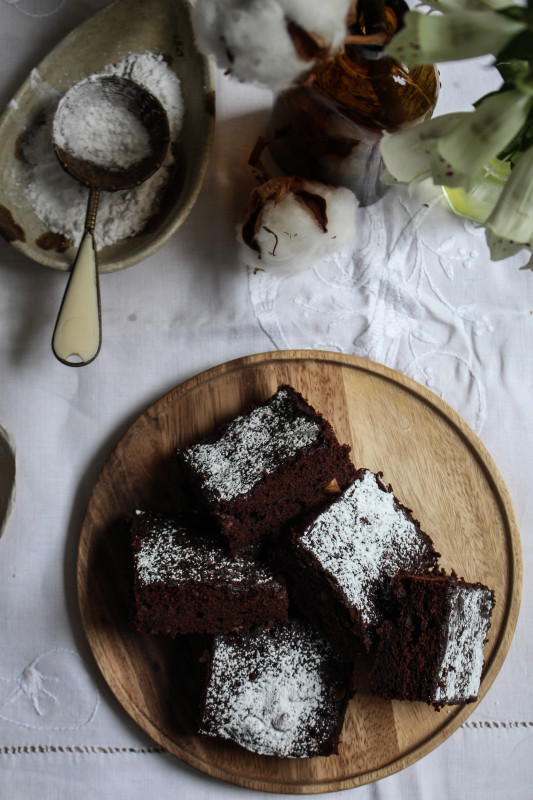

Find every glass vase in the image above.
[442,159,512,223]
[266,0,440,206]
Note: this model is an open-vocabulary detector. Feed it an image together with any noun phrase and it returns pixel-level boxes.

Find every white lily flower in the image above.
[386,8,525,64]
[381,90,532,193]
[485,144,533,244]
[432,90,533,189]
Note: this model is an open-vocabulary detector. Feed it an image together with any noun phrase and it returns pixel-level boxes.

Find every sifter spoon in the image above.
[51,75,170,366]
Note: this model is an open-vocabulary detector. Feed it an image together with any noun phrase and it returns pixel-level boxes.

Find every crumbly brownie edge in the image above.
[212,432,356,554]
[274,527,367,660]
[132,579,290,637]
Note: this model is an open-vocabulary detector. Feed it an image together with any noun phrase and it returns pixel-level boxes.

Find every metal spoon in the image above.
[51,75,170,366]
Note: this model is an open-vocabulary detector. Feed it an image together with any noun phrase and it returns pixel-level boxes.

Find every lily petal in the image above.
[520,252,533,272]
[485,228,528,261]
[429,146,471,187]
[380,112,464,184]
[442,159,512,222]
[386,9,525,64]
[485,144,533,243]
[380,166,401,186]
[435,90,532,189]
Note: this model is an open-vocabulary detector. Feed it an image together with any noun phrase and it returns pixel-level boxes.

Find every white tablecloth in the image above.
[0,1,532,797]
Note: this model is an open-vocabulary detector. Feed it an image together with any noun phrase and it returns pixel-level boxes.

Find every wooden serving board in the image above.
[77,350,522,793]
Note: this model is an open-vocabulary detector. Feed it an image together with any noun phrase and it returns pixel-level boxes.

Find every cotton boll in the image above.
[193,0,353,92]
[219,1,306,92]
[253,193,326,270]
[281,0,354,52]
[238,177,358,274]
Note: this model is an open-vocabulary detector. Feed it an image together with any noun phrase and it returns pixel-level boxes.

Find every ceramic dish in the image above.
[0,423,16,540]
[77,350,522,793]
[0,0,215,273]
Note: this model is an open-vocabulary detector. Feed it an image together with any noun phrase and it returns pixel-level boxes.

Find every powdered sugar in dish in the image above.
[19,52,184,249]
[300,469,436,628]
[182,387,321,502]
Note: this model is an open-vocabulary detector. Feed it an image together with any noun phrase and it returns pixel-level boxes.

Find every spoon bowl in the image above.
[54,75,170,191]
[51,75,170,366]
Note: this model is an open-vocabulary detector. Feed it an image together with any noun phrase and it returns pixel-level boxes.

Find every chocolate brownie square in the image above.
[198,617,352,757]
[371,570,495,709]
[277,469,439,658]
[176,384,356,554]
[131,510,288,636]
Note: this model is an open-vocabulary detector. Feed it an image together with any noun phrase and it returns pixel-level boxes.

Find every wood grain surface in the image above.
[77,350,522,793]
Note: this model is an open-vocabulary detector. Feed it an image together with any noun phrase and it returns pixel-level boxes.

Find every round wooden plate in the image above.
[77,350,522,793]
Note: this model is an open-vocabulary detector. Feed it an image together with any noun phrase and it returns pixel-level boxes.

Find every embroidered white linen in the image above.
[0,1,531,798]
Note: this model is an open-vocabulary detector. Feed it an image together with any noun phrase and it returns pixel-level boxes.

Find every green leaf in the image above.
[494,60,528,83]
[496,4,529,21]
[497,108,533,163]
[418,0,522,9]
[437,90,532,188]
[486,143,533,242]
[497,29,533,60]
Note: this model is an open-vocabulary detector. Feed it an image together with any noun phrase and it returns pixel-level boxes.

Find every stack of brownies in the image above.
[129,385,495,758]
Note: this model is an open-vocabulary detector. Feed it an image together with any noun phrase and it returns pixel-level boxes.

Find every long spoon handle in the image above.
[52,189,102,366]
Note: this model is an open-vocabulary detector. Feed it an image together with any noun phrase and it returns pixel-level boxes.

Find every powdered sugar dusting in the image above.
[434,584,493,704]
[133,510,281,589]
[300,470,436,628]
[200,619,343,757]
[183,387,321,502]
